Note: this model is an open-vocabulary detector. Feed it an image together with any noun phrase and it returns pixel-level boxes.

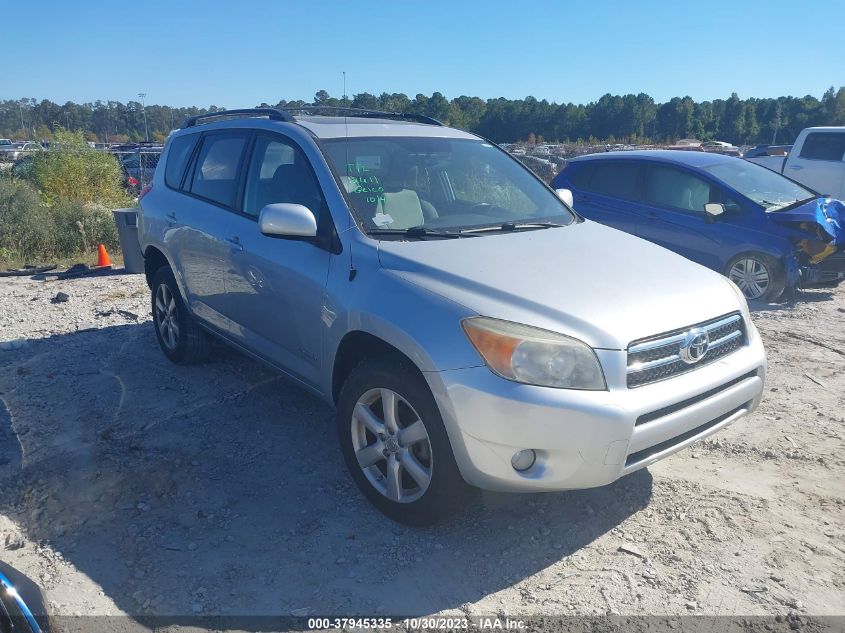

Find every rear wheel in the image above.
[336,359,471,526]
[726,253,785,302]
[151,267,213,364]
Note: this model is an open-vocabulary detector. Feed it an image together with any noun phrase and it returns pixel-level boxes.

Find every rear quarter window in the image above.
[799,132,845,162]
[165,134,199,189]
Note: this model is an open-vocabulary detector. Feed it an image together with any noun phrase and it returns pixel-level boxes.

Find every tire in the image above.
[336,359,472,526]
[150,266,213,364]
[726,253,786,302]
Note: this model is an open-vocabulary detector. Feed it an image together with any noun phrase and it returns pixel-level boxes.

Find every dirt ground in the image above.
[0,270,842,626]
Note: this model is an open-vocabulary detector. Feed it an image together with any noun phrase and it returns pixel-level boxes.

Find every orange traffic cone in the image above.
[97,244,112,267]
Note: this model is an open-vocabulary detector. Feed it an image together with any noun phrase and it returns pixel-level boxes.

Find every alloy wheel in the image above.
[351,388,433,504]
[154,283,180,349]
[729,258,771,300]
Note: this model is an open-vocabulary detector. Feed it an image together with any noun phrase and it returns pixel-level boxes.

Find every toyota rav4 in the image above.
[137,108,767,525]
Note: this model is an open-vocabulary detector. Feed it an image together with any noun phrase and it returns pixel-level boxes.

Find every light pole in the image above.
[18,102,26,139]
[138,92,149,142]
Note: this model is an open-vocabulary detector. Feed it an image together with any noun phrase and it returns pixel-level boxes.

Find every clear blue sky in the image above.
[4,0,843,107]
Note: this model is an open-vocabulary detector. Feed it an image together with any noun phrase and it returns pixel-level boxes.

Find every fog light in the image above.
[511,449,536,472]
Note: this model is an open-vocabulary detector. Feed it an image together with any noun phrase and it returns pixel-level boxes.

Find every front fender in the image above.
[320,265,483,397]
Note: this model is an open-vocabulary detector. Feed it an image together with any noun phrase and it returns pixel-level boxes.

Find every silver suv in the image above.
[138,108,767,525]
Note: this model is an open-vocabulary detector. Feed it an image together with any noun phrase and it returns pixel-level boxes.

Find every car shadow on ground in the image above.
[748,286,837,312]
[0,323,653,626]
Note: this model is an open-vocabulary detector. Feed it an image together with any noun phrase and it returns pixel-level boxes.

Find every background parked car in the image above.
[0,141,43,162]
[745,126,845,199]
[743,144,792,159]
[553,150,845,301]
[701,140,741,156]
[116,145,162,192]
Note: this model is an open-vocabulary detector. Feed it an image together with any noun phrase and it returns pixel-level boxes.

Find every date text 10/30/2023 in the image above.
[307,616,526,630]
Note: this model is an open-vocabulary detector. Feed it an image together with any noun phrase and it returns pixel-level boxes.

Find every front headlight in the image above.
[461,317,607,390]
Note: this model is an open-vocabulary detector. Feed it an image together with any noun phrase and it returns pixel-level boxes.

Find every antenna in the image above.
[342,70,356,281]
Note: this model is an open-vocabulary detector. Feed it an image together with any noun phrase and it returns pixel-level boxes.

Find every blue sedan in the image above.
[553,150,845,301]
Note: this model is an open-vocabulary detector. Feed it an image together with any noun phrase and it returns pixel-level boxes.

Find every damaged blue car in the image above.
[552,150,845,301]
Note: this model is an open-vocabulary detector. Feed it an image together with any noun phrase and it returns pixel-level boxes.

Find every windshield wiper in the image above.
[368,226,474,239]
[768,196,817,212]
[459,221,566,234]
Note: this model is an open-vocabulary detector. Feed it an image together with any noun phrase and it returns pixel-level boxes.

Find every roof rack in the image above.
[282,106,443,126]
[179,106,444,130]
[180,108,295,128]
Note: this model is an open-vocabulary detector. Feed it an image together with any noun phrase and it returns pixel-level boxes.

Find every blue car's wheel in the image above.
[727,253,785,302]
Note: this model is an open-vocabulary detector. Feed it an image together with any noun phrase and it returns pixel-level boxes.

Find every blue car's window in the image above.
[702,160,814,211]
[646,165,712,213]
[584,162,641,202]
[565,163,595,189]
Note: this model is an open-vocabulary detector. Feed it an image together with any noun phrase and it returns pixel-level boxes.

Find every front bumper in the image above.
[801,251,845,286]
[427,323,766,492]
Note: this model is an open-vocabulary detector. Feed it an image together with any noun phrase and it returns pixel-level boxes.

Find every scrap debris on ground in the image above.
[0,272,842,624]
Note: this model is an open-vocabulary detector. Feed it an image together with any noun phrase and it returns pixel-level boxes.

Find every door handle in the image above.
[225,236,243,252]
[788,165,802,170]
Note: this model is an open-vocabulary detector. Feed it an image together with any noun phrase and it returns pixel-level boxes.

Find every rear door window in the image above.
[584,162,642,202]
[188,133,248,207]
[565,162,595,189]
[798,132,845,162]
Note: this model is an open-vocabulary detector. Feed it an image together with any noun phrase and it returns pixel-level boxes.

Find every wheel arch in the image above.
[143,245,170,287]
[331,331,428,405]
[143,245,193,303]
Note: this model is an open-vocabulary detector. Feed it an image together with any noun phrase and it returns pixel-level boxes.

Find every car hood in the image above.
[377,220,742,350]
[768,197,845,245]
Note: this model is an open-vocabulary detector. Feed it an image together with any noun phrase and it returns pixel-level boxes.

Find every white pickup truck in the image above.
[746,127,845,199]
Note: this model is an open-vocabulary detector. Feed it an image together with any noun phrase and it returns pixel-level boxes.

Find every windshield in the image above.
[702,160,815,211]
[322,137,575,233]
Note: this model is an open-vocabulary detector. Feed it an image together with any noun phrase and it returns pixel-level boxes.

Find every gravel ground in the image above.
[0,271,843,626]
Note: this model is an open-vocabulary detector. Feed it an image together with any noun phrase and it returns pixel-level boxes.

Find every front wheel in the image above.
[726,253,785,302]
[336,359,471,526]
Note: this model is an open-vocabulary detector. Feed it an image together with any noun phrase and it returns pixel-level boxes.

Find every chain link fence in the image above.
[109,148,162,193]
[1,143,163,194]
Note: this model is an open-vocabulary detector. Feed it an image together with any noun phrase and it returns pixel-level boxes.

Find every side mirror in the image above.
[555,188,574,207]
[704,203,725,220]
[258,203,317,238]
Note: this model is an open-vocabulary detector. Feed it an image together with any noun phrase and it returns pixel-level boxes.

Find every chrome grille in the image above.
[627,313,746,388]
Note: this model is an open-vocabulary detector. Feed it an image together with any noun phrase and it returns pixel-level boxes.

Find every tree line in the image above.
[2,87,843,146]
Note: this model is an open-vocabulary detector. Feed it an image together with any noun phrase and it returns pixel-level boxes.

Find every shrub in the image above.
[28,129,132,207]
[0,176,122,265]
[0,177,53,263]
[51,200,120,258]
